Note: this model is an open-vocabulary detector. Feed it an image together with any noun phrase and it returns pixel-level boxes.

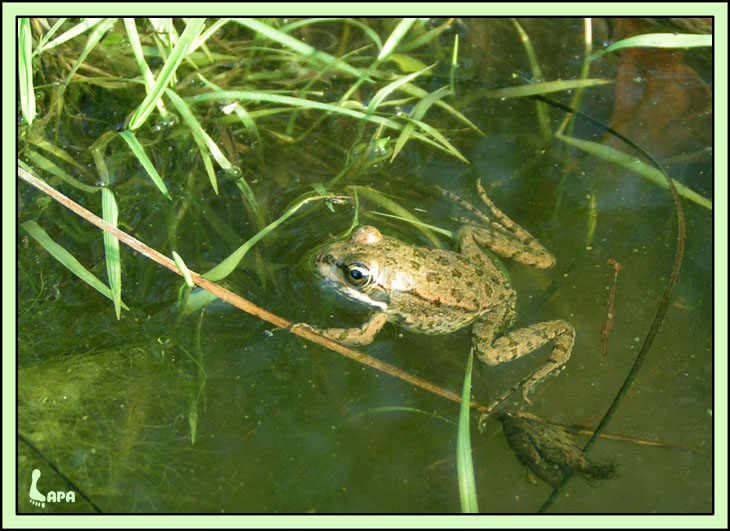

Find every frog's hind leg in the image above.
[443,178,556,269]
[474,318,575,407]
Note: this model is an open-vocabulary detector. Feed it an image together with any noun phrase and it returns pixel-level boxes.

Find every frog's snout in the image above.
[314,252,335,267]
[313,252,341,280]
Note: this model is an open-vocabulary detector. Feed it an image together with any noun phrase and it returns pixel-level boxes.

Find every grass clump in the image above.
[18,18,483,315]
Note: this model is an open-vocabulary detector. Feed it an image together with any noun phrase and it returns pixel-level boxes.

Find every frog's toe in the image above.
[520,383,535,404]
[289,322,318,335]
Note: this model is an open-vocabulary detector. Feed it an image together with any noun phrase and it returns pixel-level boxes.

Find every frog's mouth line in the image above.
[321,276,388,312]
[314,254,389,312]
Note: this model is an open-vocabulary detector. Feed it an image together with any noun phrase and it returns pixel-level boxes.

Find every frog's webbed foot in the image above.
[290,312,388,346]
[474,318,575,405]
[442,179,556,269]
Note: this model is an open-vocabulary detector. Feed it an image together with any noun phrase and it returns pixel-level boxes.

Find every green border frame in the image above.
[4,3,727,528]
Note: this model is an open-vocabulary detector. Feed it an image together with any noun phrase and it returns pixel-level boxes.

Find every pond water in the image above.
[16,18,713,514]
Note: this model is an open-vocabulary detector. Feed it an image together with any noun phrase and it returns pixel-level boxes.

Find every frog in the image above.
[296,179,575,407]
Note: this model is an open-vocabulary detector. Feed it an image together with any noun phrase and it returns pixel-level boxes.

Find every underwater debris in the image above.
[497,410,617,488]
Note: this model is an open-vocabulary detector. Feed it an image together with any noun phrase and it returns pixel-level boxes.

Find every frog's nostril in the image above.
[314,253,334,265]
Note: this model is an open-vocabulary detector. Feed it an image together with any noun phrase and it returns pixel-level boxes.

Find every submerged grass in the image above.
[457,348,479,513]
[18,18,35,125]
[599,32,712,56]
[126,18,206,131]
[100,187,122,319]
[557,132,712,210]
[118,130,171,198]
[21,220,129,310]
[202,193,344,282]
[55,18,118,119]
[510,18,551,142]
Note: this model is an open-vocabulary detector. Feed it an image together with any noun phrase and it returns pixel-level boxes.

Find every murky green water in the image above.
[17,18,713,513]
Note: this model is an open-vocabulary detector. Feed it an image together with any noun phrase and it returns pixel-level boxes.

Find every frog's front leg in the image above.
[292,311,388,346]
[473,313,575,403]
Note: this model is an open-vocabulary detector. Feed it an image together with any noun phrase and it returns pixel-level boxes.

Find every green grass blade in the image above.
[484,78,614,99]
[189,18,232,53]
[397,18,453,53]
[402,115,468,163]
[388,54,431,74]
[556,133,712,210]
[603,32,712,55]
[195,73,261,142]
[230,105,262,143]
[118,130,172,199]
[378,18,417,60]
[18,18,35,125]
[172,251,195,288]
[347,185,444,247]
[190,89,469,163]
[556,18,595,139]
[189,89,396,124]
[203,195,330,281]
[123,18,170,118]
[586,192,598,247]
[140,44,238,64]
[457,348,479,513]
[24,151,99,194]
[235,18,364,79]
[127,18,206,131]
[27,133,94,180]
[101,188,122,319]
[280,18,383,52]
[366,64,434,114]
[391,85,452,160]
[188,407,198,445]
[35,17,103,53]
[57,18,117,103]
[123,19,153,85]
[32,17,68,57]
[398,82,483,135]
[17,159,38,178]
[511,18,551,141]
[370,211,454,239]
[21,220,128,310]
[188,90,426,153]
[179,288,219,318]
[450,33,459,92]
[164,88,223,193]
[148,17,178,47]
[168,85,259,208]
[511,18,544,79]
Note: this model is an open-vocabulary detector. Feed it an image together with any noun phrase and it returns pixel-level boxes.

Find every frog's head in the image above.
[312,226,390,310]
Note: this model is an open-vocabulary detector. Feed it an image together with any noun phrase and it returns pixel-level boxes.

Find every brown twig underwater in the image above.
[562,424,707,455]
[600,258,623,356]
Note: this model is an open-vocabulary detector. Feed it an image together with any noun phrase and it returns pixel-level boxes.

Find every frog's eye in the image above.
[343,263,372,288]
